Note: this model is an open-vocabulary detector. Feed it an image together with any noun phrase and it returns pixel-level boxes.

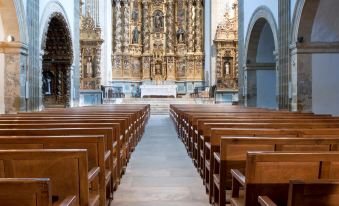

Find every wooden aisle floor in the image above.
[113,115,209,206]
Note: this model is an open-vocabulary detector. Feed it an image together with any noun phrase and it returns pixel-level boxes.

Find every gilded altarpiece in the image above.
[112,0,204,83]
[214,3,238,90]
[80,12,104,90]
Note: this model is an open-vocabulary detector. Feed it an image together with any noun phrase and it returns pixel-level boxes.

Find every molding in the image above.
[0,41,28,55]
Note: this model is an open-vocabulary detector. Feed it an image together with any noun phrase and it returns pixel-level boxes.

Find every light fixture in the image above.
[6,35,15,42]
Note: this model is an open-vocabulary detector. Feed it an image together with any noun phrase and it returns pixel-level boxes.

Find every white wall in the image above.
[312,53,339,116]
[256,69,277,109]
[311,0,339,42]
[100,0,112,85]
[243,0,278,45]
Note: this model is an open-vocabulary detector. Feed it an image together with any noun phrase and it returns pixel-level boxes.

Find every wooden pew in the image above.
[0,178,77,206]
[231,151,339,206]
[258,180,339,206]
[213,136,339,206]
[0,135,109,206]
[0,127,117,193]
[0,149,95,206]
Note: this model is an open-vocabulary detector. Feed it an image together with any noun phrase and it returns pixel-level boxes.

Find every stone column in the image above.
[0,42,28,114]
[204,0,211,86]
[278,0,290,109]
[166,0,174,54]
[194,0,202,53]
[238,0,245,105]
[187,0,194,53]
[114,0,123,53]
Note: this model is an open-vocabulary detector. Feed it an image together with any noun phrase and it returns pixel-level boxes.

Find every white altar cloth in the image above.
[140,85,177,98]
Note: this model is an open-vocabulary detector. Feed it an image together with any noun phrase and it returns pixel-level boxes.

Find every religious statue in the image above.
[132,8,138,22]
[176,27,185,43]
[132,26,139,44]
[154,11,164,29]
[86,56,93,77]
[42,72,52,95]
[155,63,162,75]
[224,61,230,76]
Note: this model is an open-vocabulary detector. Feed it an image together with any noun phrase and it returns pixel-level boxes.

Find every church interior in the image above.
[1,0,339,206]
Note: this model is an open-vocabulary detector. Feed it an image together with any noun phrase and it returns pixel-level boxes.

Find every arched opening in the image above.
[246,18,277,109]
[42,14,73,108]
[295,0,339,115]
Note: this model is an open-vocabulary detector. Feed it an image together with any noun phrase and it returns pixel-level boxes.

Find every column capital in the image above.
[142,0,149,4]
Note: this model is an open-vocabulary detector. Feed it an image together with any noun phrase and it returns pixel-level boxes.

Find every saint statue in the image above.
[154,11,164,29]
[155,63,162,75]
[176,27,185,43]
[224,62,230,76]
[87,57,93,77]
[43,73,52,95]
[132,9,138,22]
[132,26,139,44]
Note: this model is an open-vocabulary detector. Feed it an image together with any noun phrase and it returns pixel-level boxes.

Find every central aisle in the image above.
[113,115,209,206]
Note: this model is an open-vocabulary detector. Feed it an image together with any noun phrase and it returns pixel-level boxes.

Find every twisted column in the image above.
[187,0,194,52]
[122,0,130,53]
[114,0,122,53]
[166,0,174,53]
[142,0,150,53]
[195,0,202,53]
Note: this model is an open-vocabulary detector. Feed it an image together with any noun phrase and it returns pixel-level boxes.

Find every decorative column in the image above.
[166,0,174,54]
[165,0,176,81]
[95,47,102,88]
[194,0,202,53]
[122,0,130,53]
[56,69,63,103]
[122,0,131,78]
[65,68,71,107]
[113,0,123,79]
[187,0,194,53]
[194,0,203,80]
[114,0,122,53]
[142,0,151,80]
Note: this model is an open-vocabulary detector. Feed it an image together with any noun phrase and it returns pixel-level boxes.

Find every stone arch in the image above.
[244,6,278,109]
[244,6,278,64]
[40,10,73,108]
[290,0,339,115]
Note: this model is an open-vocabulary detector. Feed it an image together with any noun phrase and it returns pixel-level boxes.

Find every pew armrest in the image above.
[231,169,245,186]
[214,152,221,164]
[88,167,100,182]
[231,169,246,198]
[258,196,278,206]
[54,195,77,206]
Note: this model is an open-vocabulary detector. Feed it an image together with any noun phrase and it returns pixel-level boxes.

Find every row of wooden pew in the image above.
[170,104,339,206]
[0,104,150,206]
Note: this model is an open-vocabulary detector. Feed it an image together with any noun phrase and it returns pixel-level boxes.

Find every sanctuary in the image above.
[111,0,205,96]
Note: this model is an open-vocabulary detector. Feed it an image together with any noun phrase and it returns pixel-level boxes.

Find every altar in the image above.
[140,85,177,98]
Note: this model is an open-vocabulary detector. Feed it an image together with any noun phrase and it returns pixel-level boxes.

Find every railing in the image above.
[101,86,125,100]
